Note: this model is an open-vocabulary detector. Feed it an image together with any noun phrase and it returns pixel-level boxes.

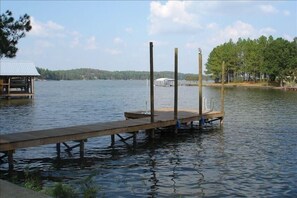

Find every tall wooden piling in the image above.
[174,48,178,120]
[220,61,225,126]
[149,42,155,138]
[198,49,203,126]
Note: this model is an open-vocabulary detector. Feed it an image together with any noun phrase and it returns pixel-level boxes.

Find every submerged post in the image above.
[198,49,203,126]
[149,42,155,138]
[79,140,84,159]
[56,143,61,160]
[174,48,178,120]
[8,150,14,171]
[220,61,225,126]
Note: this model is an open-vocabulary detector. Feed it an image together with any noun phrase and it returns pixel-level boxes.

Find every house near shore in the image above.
[0,61,40,99]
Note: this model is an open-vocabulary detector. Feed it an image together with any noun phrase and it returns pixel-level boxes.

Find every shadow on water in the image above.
[0,98,34,107]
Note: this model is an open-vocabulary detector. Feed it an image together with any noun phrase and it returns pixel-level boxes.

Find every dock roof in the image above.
[0,61,40,76]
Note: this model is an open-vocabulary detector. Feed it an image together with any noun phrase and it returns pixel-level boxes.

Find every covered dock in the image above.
[0,62,40,99]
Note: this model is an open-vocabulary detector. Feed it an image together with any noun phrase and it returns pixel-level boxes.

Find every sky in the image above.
[1,0,296,74]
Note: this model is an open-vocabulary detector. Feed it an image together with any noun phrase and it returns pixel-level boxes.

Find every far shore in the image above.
[203,82,297,90]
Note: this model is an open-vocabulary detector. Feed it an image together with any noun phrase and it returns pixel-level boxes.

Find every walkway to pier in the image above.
[0,109,223,170]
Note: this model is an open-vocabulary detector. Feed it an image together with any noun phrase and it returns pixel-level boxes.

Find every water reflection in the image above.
[0,98,33,107]
[0,99,35,134]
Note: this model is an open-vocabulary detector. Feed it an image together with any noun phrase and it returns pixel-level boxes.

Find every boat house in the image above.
[154,78,174,87]
[0,62,40,99]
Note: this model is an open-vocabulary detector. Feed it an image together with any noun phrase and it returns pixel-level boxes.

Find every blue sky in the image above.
[1,1,296,73]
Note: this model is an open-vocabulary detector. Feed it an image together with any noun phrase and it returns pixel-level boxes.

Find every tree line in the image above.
[206,36,297,86]
[36,67,201,81]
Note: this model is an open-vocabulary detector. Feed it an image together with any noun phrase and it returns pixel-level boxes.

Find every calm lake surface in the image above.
[1,80,297,197]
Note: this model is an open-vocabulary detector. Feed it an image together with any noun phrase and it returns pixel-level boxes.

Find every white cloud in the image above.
[283,34,294,41]
[259,4,279,14]
[125,27,133,33]
[185,42,199,49]
[69,31,81,48]
[29,17,65,37]
[149,1,200,35]
[259,27,276,36]
[85,36,98,50]
[36,40,54,48]
[70,37,80,48]
[209,21,257,45]
[283,10,290,16]
[221,21,256,40]
[206,23,218,30]
[105,48,122,55]
[113,37,123,44]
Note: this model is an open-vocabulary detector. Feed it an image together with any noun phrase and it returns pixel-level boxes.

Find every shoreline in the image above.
[203,82,297,90]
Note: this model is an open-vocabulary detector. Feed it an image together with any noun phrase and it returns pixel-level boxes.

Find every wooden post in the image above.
[7,78,11,95]
[31,77,34,94]
[56,143,61,160]
[133,132,137,149]
[174,48,178,120]
[198,49,203,126]
[174,48,178,134]
[79,140,84,159]
[149,42,155,138]
[111,134,115,147]
[8,150,14,171]
[220,61,225,126]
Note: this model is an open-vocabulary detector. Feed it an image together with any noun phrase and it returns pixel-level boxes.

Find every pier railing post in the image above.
[198,48,203,127]
[149,42,155,138]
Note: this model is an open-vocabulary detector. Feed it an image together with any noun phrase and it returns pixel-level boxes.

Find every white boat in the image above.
[154,78,174,87]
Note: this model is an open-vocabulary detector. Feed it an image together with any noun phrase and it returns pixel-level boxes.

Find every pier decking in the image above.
[0,109,223,170]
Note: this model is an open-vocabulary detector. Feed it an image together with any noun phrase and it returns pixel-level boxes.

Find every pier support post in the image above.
[56,143,61,160]
[174,48,178,134]
[133,132,137,149]
[79,140,84,159]
[198,49,203,127]
[111,134,115,147]
[149,42,155,138]
[8,150,14,171]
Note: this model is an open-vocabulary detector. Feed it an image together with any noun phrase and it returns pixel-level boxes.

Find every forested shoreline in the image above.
[36,67,200,81]
[206,36,297,87]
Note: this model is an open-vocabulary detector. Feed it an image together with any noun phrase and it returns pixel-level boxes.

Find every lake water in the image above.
[0,80,297,197]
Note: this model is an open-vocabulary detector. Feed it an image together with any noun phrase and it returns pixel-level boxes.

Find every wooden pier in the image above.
[0,109,223,170]
[0,43,226,171]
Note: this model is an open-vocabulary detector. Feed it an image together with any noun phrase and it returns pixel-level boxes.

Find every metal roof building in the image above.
[0,61,40,99]
[0,62,40,76]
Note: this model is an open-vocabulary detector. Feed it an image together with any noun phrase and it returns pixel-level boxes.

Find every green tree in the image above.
[263,37,293,85]
[205,45,224,82]
[0,10,31,58]
[206,35,297,85]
